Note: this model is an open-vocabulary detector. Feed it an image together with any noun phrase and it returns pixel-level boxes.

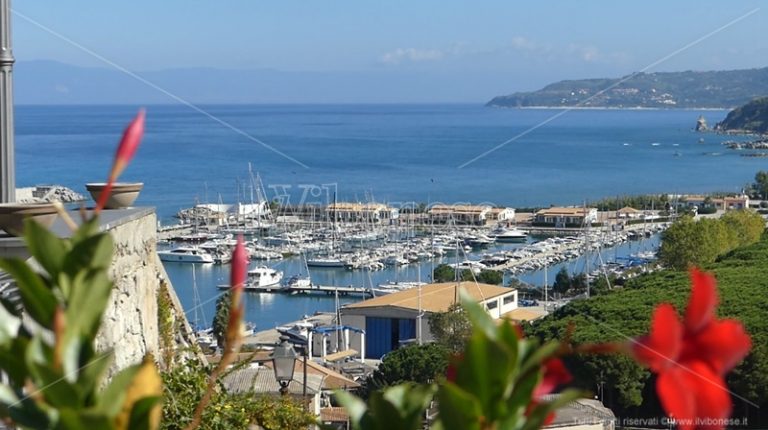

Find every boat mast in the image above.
[583,201,590,299]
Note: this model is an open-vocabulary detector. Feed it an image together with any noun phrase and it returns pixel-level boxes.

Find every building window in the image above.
[486,300,498,310]
[503,295,515,305]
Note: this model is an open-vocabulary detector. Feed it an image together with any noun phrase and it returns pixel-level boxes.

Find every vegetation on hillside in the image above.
[716,97,768,134]
[432,263,503,285]
[161,359,314,430]
[658,210,764,269]
[487,67,768,109]
[527,232,768,418]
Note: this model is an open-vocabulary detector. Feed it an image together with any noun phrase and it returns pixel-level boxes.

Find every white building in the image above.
[340,282,518,358]
[326,202,399,224]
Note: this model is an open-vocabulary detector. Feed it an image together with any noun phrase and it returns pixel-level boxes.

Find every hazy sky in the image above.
[10,1,768,101]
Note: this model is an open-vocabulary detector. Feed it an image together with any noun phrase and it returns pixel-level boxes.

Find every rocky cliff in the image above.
[716,97,768,134]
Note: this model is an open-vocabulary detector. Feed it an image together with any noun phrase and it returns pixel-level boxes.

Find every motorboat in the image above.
[307,255,346,268]
[158,246,214,263]
[245,266,284,291]
[490,227,528,242]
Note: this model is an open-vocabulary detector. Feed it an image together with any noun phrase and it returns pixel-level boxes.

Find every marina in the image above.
[160,200,665,332]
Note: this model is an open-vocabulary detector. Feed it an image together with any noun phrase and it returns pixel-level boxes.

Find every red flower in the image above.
[95,109,146,213]
[524,358,572,426]
[534,358,572,397]
[230,236,247,291]
[631,268,751,430]
[223,237,247,351]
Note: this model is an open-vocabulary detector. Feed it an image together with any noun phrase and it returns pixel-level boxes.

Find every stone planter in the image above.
[0,202,59,236]
[85,182,143,210]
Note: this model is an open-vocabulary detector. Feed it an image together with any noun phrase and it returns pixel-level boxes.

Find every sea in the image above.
[13,104,760,330]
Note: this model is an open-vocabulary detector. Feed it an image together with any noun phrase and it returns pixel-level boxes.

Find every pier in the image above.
[232,283,373,297]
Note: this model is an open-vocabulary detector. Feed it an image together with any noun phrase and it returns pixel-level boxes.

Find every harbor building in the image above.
[682,194,750,211]
[615,206,642,219]
[533,207,598,228]
[488,207,516,222]
[326,202,399,224]
[428,204,495,225]
[340,282,518,358]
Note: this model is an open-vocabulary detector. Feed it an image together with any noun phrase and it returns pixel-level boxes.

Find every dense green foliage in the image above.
[753,171,768,199]
[527,233,768,417]
[161,359,314,430]
[0,218,162,430]
[588,194,671,211]
[717,97,768,134]
[365,343,449,390]
[476,270,503,285]
[432,264,502,285]
[428,303,472,353]
[211,291,231,349]
[487,67,768,108]
[658,210,764,269]
[552,267,587,296]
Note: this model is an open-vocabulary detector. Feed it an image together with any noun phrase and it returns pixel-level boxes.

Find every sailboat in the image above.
[287,253,313,289]
[307,191,345,267]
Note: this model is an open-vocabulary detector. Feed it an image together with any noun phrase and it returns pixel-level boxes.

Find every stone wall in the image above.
[95,210,197,377]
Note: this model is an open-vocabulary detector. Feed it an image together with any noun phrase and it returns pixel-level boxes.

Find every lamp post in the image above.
[0,0,16,203]
[271,336,297,396]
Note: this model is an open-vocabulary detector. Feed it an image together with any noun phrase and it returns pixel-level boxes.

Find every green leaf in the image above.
[436,382,483,430]
[126,396,161,430]
[454,330,516,419]
[57,407,115,430]
[334,390,369,429]
[77,350,114,398]
[26,351,83,408]
[0,338,30,386]
[459,289,497,341]
[519,340,560,376]
[0,298,21,346]
[23,217,68,278]
[65,269,113,340]
[0,258,58,327]
[96,364,141,417]
[63,231,113,277]
[7,397,53,430]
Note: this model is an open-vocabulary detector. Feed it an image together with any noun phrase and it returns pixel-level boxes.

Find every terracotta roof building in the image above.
[341,282,518,358]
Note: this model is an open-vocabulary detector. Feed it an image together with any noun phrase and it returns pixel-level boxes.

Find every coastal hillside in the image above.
[716,96,768,134]
[527,233,768,414]
[487,67,768,109]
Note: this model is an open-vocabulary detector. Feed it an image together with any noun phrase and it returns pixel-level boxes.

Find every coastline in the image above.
[486,105,731,111]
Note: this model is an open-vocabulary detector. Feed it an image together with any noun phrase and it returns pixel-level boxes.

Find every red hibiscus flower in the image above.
[631,268,751,430]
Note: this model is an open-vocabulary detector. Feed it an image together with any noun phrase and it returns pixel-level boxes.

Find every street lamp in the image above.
[1,0,17,203]
[271,336,297,396]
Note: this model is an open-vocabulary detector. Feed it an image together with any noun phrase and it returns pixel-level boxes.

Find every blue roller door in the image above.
[366,317,392,359]
[398,319,416,343]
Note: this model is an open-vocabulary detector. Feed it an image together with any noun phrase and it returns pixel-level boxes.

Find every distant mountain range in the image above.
[487,67,768,109]
[11,60,504,104]
[717,97,768,134]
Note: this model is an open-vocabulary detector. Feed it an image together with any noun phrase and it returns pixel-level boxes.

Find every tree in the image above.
[755,171,768,200]
[162,358,315,430]
[476,270,503,285]
[432,264,472,283]
[366,343,449,390]
[553,267,571,295]
[428,303,472,353]
[211,290,231,349]
[720,209,765,247]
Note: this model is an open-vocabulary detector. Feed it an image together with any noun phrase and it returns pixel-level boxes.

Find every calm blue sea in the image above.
[12,104,760,330]
[14,105,761,222]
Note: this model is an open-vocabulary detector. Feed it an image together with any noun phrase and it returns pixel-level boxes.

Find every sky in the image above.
[9,0,768,102]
